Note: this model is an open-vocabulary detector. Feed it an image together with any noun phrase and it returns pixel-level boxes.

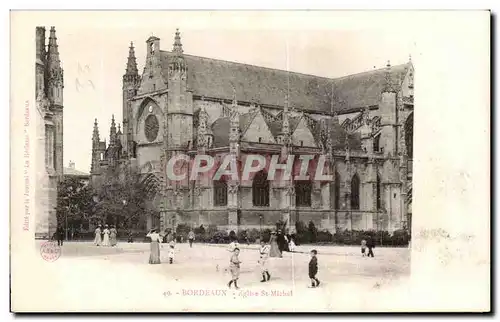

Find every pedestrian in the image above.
[109,225,118,247]
[188,230,195,248]
[367,237,375,258]
[259,240,271,282]
[147,228,162,264]
[56,226,64,246]
[228,248,242,289]
[269,231,282,258]
[288,235,296,252]
[102,225,111,247]
[277,229,285,253]
[227,236,239,253]
[168,241,175,264]
[94,225,102,246]
[361,238,367,257]
[127,229,134,243]
[308,249,320,288]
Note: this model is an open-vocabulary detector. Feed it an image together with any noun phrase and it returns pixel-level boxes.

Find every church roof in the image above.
[160,50,410,113]
[332,63,409,110]
[210,111,258,148]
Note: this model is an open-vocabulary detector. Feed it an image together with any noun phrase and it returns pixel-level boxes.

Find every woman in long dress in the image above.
[147,228,162,264]
[109,225,117,247]
[94,225,102,246]
[102,225,110,247]
[269,231,282,258]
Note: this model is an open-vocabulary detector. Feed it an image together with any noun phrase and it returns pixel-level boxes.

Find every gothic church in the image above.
[91,29,414,234]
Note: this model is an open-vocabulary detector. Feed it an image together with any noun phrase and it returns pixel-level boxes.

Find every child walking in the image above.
[259,240,271,282]
[228,248,242,289]
[361,238,367,257]
[308,249,320,288]
[168,241,175,264]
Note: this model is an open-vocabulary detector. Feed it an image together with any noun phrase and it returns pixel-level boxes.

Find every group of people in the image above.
[146,228,177,265]
[93,224,118,247]
[360,237,376,257]
[226,234,320,289]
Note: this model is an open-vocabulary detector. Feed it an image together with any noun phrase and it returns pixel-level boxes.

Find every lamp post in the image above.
[62,196,69,241]
[122,199,127,229]
[92,194,99,218]
[378,217,384,246]
[259,214,263,238]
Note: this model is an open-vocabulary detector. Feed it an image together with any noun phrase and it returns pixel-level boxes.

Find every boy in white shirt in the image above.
[259,240,271,282]
[168,240,175,264]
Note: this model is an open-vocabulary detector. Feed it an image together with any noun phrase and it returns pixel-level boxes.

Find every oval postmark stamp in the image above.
[40,241,61,262]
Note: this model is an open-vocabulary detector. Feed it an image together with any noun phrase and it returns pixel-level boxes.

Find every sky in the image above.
[28,11,418,173]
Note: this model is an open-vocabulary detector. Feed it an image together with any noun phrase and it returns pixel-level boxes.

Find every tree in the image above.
[55,177,94,236]
[91,168,151,231]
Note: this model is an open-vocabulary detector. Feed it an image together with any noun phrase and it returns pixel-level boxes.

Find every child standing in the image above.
[228,248,242,289]
[308,249,320,288]
[361,238,367,257]
[366,237,375,258]
[259,240,271,282]
[168,241,175,264]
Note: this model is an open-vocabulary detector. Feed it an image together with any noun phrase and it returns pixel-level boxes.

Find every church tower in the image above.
[91,118,100,174]
[36,27,46,99]
[122,42,141,158]
[46,26,64,180]
[166,29,193,152]
[379,61,398,157]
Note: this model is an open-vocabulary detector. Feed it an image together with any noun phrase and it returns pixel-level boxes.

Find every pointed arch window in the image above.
[376,173,382,210]
[404,112,413,159]
[252,170,269,207]
[214,178,228,206]
[350,174,360,210]
[295,181,312,207]
[373,134,381,153]
[334,170,341,210]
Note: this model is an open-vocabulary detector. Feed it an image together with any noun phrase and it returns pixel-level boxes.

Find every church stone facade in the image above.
[35,26,64,238]
[91,29,414,234]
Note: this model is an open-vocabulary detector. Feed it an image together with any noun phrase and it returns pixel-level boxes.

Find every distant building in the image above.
[35,26,64,239]
[64,161,90,185]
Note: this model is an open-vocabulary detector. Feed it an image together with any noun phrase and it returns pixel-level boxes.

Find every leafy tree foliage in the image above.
[91,167,152,230]
[55,177,94,231]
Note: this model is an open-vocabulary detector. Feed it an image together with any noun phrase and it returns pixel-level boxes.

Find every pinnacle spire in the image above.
[232,85,237,106]
[125,41,139,76]
[110,115,117,145]
[172,28,183,55]
[92,118,100,143]
[282,93,290,138]
[47,26,61,70]
[383,60,395,93]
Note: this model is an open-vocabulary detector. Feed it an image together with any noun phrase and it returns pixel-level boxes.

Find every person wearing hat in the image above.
[94,224,102,246]
[102,224,111,247]
[147,228,162,264]
[269,231,282,258]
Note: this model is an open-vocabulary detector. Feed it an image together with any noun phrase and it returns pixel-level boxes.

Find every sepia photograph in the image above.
[9,10,490,313]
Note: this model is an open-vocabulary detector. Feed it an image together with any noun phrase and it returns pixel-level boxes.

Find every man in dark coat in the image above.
[56,226,64,246]
[366,237,375,258]
[276,230,285,253]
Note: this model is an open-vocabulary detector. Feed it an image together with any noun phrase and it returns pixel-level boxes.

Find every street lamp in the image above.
[259,214,263,238]
[92,195,100,229]
[63,196,69,241]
